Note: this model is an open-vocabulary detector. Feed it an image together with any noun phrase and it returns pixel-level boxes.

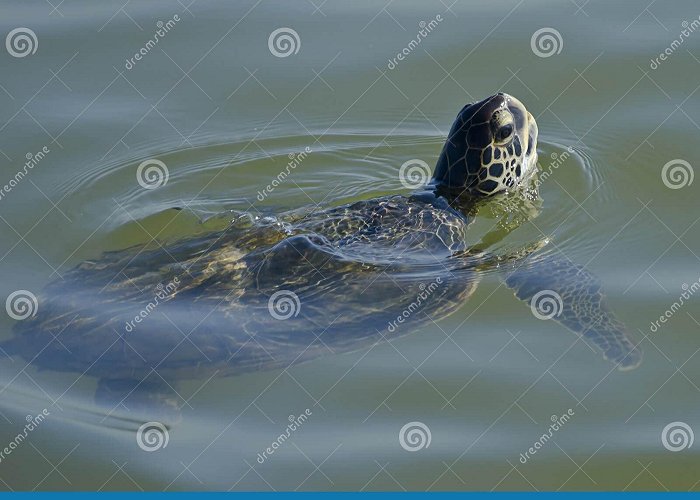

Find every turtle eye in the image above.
[495,123,514,143]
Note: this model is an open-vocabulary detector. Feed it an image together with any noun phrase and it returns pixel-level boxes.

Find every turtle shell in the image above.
[5,195,480,381]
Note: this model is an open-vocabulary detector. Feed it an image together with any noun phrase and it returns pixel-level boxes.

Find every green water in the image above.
[0,0,699,491]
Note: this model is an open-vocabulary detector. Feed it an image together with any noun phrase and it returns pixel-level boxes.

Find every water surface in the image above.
[0,0,699,491]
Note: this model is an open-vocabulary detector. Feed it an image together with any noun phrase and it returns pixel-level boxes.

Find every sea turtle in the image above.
[1,93,641,418]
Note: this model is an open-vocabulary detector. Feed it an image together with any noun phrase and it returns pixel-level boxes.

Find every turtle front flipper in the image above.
[505,256,642,370]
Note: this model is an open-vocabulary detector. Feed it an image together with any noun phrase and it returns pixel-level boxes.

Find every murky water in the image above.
[0,0,699,491]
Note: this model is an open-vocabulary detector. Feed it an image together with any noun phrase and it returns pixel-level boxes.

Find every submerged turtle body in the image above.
[8,194,479,381]
[3,93,641,415]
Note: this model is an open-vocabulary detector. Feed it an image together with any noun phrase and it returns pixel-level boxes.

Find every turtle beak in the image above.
[525,111,538,163]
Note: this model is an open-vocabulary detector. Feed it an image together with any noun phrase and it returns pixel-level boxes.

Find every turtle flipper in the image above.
[505,257,642,370]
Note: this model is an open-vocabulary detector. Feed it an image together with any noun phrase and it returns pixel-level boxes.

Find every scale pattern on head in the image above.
[432,93,538,196]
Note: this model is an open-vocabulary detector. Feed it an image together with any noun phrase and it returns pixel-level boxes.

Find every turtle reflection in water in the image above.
[2,93,641,418]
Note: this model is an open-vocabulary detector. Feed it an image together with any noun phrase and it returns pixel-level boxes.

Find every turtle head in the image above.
[432,93,538,197]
